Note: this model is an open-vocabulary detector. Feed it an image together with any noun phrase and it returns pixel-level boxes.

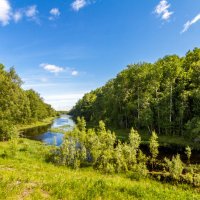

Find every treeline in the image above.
[69,48,200,139]
[0,64,56,140]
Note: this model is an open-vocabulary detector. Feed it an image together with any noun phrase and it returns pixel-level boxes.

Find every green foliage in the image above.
[76,116,86,132]
[51,136,87,169]
[129,128,141,151]
[185,146,192,164]
[164,154,184,181]
[193,173,200,187]
[0,120,18,141]
[149,131,159,164]
[70,48,200,139]
[51,118,148,174]
[0,64,56,141]
[131,163,149,180]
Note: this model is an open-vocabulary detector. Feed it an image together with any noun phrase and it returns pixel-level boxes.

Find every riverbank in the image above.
[0,138,199,199]
[16,117,56,132]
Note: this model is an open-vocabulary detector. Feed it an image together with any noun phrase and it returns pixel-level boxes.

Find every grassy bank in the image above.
[0,139,199,199]
[16,117,55,132]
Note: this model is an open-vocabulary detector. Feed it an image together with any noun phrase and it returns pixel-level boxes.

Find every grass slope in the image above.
[0,139,199,200]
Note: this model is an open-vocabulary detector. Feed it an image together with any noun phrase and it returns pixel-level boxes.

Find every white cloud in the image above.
[0,0,11,26]
[40,63,64,74]
[50,8,60,16]
[155,0,173,21]
[181,14,200,33]
[49,8,60,20]
[71,0,87,11]
[40,63,79,76]
[71,70,78,76]
[0,2,39,26]
[25,5,38,18]
[13,11,23,23]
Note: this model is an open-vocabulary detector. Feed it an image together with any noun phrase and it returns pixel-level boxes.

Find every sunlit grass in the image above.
[0,139,199,199]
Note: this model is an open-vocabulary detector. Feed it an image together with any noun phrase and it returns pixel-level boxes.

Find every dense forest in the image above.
[70,48,200,140]
[0,64,56,140]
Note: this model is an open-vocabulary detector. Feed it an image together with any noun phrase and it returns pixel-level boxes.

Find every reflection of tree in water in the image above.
[20,124,51,139]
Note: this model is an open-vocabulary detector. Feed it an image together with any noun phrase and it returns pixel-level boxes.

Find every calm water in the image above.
[22,115,75,146]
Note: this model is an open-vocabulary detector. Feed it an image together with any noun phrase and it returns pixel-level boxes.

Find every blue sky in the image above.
[0,0,200,110]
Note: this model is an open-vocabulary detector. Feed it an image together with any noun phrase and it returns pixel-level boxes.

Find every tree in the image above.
[69,48,200,139]
[0,64,56,141]
[185,146,192,164]
[149,131,159,166]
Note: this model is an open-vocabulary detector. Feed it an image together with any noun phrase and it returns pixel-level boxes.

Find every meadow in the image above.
[0,138,199,200]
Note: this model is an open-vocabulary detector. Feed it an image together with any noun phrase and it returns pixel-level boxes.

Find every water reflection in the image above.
[22,115,75,146]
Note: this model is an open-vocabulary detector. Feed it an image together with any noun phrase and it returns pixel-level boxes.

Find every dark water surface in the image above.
[22,115,75,146]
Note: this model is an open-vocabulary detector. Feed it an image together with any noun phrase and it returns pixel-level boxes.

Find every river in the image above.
[22,115,75,146]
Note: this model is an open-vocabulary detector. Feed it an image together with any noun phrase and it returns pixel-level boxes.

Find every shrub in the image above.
[137,149,148,164]
[183,173,193,185]
[0,120,18,141]
[164,154,184,181]
[185,146,192,164]
[193,173,200,187]
[54,137,87,169]
[113,142,128,173]
[129,163,148,181]
[149,131,159,166]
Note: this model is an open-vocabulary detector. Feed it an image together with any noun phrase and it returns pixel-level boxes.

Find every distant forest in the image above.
[0,64,56,125]
[70,48,200,139]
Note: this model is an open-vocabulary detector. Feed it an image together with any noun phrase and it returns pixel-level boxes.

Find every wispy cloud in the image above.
[50,8,60,16]
[25,5,38,18]
[71,0,87,11]
[13,10,23,23]
[154,0,173,21]
[71,0,97,11]
[49,8,60,20]
[71,70,78,76]
[40,63,64,74]
[0,1,39,26]
[40,63,79,76]
[25,5,39,23]
[181,13,200,33]
[0,0,11,26]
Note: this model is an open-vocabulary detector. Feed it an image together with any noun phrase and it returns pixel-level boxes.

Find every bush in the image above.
[183,173,193,185]
[185,146,192,164]
[51,136,87,169]
[50,119,149,175]
[193,173,200,187]
[0,120,18,141]
[164,154,184,181]
[149,131,159,167]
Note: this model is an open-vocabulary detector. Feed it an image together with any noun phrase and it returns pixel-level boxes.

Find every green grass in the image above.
[16,117,55,131]
[0,139,199,200]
